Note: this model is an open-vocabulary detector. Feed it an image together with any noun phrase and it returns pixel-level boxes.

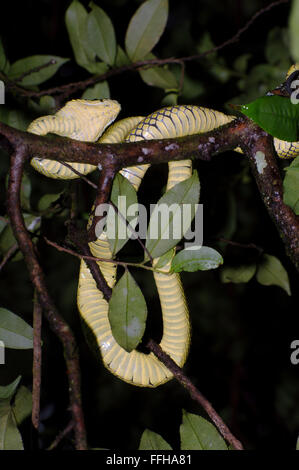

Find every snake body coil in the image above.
[28,66,299,386]
[27,99,121,178]
[77,104,241,386]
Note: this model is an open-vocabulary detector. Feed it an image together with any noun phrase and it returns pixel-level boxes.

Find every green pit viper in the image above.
[27,64,299,387]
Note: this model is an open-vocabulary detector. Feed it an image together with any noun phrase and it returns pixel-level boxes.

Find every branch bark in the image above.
[32,292,42,431]
[2,110,298,452]
[146,339,243,450]
[1,116,298,269]
[6,145,87,450]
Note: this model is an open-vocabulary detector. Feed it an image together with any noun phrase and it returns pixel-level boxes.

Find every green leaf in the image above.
[283,156,299,214]
[265,28,289,66]
[0,402,23,450]
[20,173,31,211]
[12,386,32,426]
[180,410,228,450]
[0,107,31,132]
[161,92,178,106]
[139,66,178,90]
[125,0,168,61]
[179,73,205,100]
[8,55,69,87]
[289,0,299,62]
[65,0,96,72]
[256,254,291,296]
[233,53,251,74]
[139,429,172,450]
[196,32,216,59]
[209,62,232,84]
[0,107,9,125]
[105,174,139,255]
[0,213,40,258]
[28,95,57,115]
[231,63,287,105]
[115,46,130,67]
[0,224,17,257]
[8,109,31,131]
[154,248,174,269]
[0,308,33,349]
[87,3,117,66]
[81,81,110,100]
[171,247,223,273]
[5,172,31,212]
[0,38,8,72]
[24,215,41,233]
[145,171,200,260]
[0,377,21,400]
[37,192,62,212]
[220,263,256,284]
[239,95,299,142]
[108,270,147,352]
[139,54,178,90]
[0,219,7,236]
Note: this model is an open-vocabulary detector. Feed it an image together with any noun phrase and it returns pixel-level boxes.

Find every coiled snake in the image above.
[27,65,299,387]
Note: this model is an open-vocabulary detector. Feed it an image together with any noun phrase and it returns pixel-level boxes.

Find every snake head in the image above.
[57,99,122,141]
[267,63,299,98]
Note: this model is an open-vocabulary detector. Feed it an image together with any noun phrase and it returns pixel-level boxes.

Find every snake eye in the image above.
[285,70,299,95]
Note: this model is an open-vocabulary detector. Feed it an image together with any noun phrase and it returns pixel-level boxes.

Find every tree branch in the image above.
[32,291,42,431]
[0,0,288,101]
[6,145,87,450]
[87,166,116,242]
[0,243,18,272]
[1,115,298,270]
[3,111,297,451]
[46,420,75,451]
[146,339,243,450]
[239,121,299,269]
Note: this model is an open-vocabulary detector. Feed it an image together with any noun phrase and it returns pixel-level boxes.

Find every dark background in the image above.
[0,0,298,450]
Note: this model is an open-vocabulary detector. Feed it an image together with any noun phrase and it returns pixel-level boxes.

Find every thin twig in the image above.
[44,237,162,273]
[217,237,264,254]
[61,161,153,261]
[0,243,18,272]
[60,162,97,189]
[146,339,244,450]
[180,0,289,63]
[46,420,75,450]
[1,0,288,100]
[32,291,42,430]
[110,200,154,264]
[8,59,57,85]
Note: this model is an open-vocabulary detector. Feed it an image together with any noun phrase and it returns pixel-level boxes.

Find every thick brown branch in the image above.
[0,118,240,167]
[239,121,299,270]
[146,339,243,450]
[1,116,298,270]
[87,166,116,242]
[32,292,42,431]
[6,146,87,450]
[3,115,296,452]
